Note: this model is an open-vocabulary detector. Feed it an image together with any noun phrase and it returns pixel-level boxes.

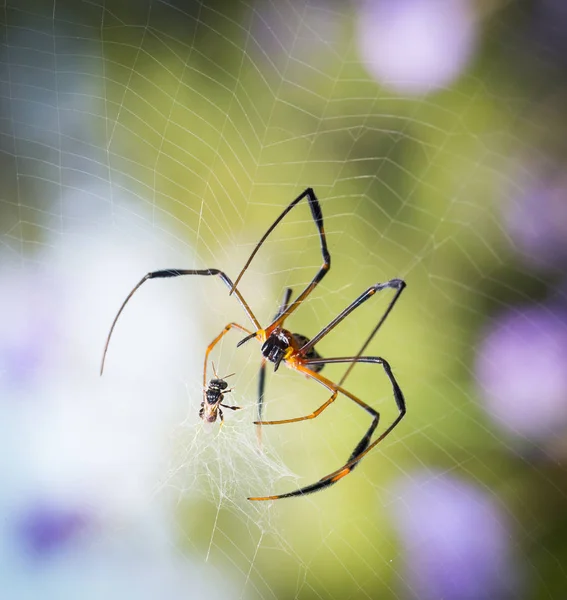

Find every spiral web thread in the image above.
[1,1,562,599]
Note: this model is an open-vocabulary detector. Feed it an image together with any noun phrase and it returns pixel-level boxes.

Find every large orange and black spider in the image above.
[100,188,407,501]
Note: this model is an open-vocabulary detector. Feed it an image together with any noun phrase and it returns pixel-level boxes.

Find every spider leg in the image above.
[254,279,405,426]
[236,287,290,351]
[255,357,268,445]
[257,358,268,421]
[254,362,338,425]
[229,188,331,330]
[101,269,260,374]
[309,356,406,456]
[203,322,253,400]
[274,287,293,321]
[254,287,292,442]
[247,414,380,500]
[298,279,406,373]
[248,356,405,501]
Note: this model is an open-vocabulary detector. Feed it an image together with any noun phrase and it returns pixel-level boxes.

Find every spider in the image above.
[100,188,407,500]
[200,363,238,424]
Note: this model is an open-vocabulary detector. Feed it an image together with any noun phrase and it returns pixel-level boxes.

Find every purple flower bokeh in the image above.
[357,0,477,95]
[391,472,517,600]
[17,502,92,559]
[505,168,567,270]
[0,271,60,390]
[476,305,567,441]
[532,0,567,66]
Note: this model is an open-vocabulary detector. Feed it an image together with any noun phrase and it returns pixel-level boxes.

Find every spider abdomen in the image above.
[292,333,324,373]
[261,327,292,370]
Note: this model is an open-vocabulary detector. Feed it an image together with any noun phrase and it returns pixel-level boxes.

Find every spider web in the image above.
[1,1,566,599]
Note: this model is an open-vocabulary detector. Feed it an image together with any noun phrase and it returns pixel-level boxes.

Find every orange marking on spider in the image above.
[330,468,351,483]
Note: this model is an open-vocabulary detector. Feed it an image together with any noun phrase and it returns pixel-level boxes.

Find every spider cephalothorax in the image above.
[260,327,293,371]
[243,327,325,374]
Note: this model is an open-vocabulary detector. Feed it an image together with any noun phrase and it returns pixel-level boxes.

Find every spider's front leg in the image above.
[101,268,260,374]
[203,323,252,393]
[229,188,332,327]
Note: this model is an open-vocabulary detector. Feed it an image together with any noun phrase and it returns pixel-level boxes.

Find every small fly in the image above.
[200,363,239,424]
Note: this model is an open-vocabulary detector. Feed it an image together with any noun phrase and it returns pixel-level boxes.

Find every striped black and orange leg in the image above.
[248,356,405,501]
[203,322,253,397]
[254,362,338,426]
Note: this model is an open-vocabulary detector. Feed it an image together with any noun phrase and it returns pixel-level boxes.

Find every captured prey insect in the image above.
[100,187,407,501]
[200,363,239,424]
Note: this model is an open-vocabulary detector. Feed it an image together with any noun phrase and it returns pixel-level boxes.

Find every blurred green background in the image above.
[2,1,567,599]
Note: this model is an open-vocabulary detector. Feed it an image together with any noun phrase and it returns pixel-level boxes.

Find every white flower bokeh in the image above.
[0,210,240,599]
